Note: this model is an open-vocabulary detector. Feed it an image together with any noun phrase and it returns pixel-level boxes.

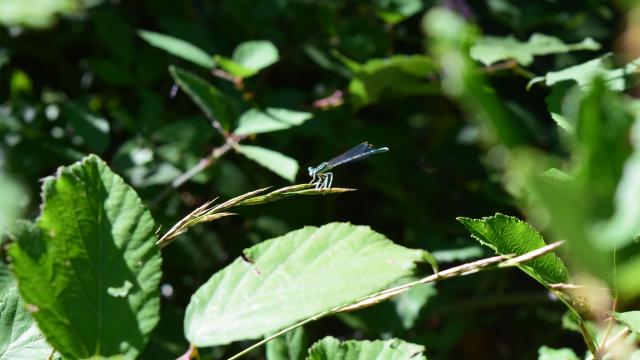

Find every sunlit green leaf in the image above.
[338,54,438,108]
[306,337,427,360]
[234,108,313,135]
[9,155,162,359]
[232,41,279,72]
[613,311,640,334]
[169,65,234,130]
[528,54,640,91]
[457,214,569,284]
[184,222,425,346]
[537,346,579,360]
[375,0,423,25]
[0,287,53,359]
[216,40,279,78]
[237,145,299,182]
[138,30,214,69]
[470,34,600,66]
[0,0,87,29]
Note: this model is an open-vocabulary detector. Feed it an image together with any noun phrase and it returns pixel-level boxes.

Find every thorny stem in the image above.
[224,241,565,360]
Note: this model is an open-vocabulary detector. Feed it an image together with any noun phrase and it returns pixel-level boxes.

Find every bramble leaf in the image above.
[9,155,162,359]
[184,222,425,346]
[457,214,569,285]
[306,337,426,360]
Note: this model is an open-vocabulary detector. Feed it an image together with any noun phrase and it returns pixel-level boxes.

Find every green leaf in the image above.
[470,34,600,66]
[423,7,530,148]
[266,327,308,360]
[512,79,635,286]
[0,172,28,234]
[375,0,423,25]
[217,40,279,78]
[9,155,162,359]
[341,54,438,108]
[544,81,579,134]
[234,108,313,135]
[0,287,54,359]
[613,311,640,335]
[232,40,279,72]
[393,283,436,330]
[431,246,483,263]
[303,45,351,78]
[237,145,299,182]
[306,337,427,360]
[537,346,579,360]
[64,103,111,153]
[184,222,425,346]
[528,54,640,91]
[457,214,569,284]
[0,263,14,297]
[0,0,82,29]
[169,66,234,130]
[138,30,215,69]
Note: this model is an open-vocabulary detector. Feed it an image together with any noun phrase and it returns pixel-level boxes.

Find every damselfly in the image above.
[308,142,389,189]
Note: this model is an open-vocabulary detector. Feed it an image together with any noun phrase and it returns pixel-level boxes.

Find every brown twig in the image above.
[150,134,246,206]
[212,68,243,89]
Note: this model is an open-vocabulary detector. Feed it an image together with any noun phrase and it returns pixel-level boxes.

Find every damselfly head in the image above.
[308,166,315,176]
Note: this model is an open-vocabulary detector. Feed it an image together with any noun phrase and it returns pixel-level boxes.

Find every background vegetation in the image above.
[2,1,640,359]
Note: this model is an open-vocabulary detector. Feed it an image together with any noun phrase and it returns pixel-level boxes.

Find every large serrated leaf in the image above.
[9,155,162,359]
[470,33,600,66]
[237,145,299,182]
[306,337,427,360]
[457,214,569,285]
[138,30,215,69]
[0,287,53,359]
[184,222,425,346]
[169,66,234,130]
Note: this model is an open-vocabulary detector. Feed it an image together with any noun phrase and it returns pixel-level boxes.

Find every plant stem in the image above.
[150,135,246,206]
